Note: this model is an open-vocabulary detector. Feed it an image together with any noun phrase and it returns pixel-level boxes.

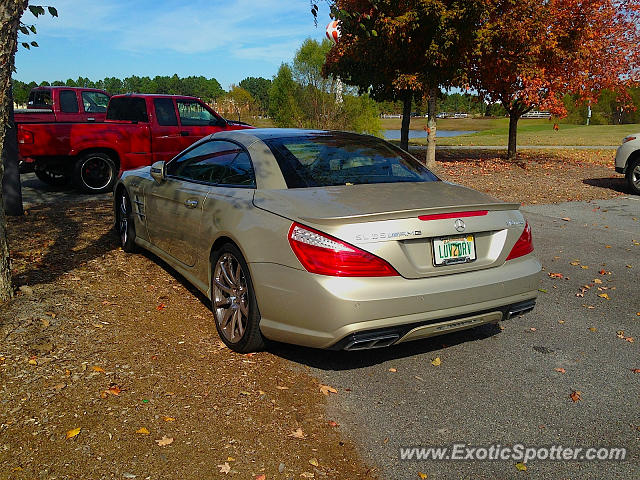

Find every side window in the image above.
[176,100,222,126]
[59,90,79,113]
[218,152,255,186]
[166,141,255,186]
[153,98,178,126]
[81,91,109,113]
[106,97,148,122]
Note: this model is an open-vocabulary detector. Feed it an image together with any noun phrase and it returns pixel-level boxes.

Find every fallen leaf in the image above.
[554,368,566,374]
[515,462,527,471]
[300,473,314,479]
[107,384,122,395]
[605,245,611,248]
[598,293,610,300]
[28,357,37,365]
[561,217,571,222]
[593,279,602,284]
[275,386,289,390]
[319,384,337,396]
[66,427,81,439]
[570,261,580,266]
[418,473,428,479]
[92,366,105,373]
[538,288,547,293]
[530,327,537,332]
[217,462,231,474]
[288,428,306,439]
[255,475,266,480]
[136,427,150,435]
[626,337,634,343]
[309,458,319,467]
[569,390,581,402]
[588,327,597,332]
[598,269,607,275]
[155,436,174,447]
[431,357,441,367]
[388,367,397,372]
[163,416,175,422]
[227,457,235,462]
[581,265,589,270]
[548,272,564,278]
[617,330,625,338]
[632,369,640,373]
[328,420,339,427]
[626,265,632,268]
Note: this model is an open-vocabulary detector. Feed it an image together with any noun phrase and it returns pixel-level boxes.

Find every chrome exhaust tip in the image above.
[343,333,400,351]
[507,300,536,319]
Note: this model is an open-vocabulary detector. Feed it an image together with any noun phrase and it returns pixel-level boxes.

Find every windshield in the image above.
[264,133,439,188]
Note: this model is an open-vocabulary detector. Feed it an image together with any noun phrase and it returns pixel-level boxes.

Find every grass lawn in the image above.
[419,122,640,146]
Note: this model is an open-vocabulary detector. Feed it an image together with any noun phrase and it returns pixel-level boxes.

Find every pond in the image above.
[384,129,477,140]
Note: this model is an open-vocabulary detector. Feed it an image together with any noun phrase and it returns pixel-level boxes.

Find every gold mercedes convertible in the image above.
[114,129,541,352]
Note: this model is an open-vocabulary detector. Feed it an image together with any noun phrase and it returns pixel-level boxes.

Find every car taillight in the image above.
[623,136,636,144]
[288,223,399,277]
[506,222,534,260]
[19,130,34,144]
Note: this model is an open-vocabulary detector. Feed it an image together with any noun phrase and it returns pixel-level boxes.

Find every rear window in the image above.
[28,89,52,109]
[106,97,148,122]
[264,133,439,188]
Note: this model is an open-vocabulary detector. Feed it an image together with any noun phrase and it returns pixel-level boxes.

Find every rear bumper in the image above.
[250,256,541,349]
[615,166,624,174]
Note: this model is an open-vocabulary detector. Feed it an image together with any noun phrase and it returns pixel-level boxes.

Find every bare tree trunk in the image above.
[0,0,29,301]
[507,112,519,160]
[425,87,438,169]
[400,91,412,151]
[3,88,23,216]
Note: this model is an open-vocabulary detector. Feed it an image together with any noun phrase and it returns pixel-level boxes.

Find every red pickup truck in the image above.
[18,93,251,193]
[16,86,111,124]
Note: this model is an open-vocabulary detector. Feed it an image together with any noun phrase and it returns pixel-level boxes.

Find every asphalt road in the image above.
[273,197,640,479]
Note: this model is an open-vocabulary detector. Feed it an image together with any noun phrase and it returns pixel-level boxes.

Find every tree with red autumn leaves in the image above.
[319,0,640,161]
[323,0,485,166]
[471,0,640,159]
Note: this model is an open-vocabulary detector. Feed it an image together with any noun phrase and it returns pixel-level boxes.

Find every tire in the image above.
[34,164,69,186]
[115,189,137,253]
[74,152,117,193]
[211,244,265,353]
[626,157,640,195]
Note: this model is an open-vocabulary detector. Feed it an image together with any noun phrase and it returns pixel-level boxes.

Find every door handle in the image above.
[180,131,189,136]
[184,199,198,208]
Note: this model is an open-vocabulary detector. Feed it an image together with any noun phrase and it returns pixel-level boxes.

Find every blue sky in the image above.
[15,0,332,89]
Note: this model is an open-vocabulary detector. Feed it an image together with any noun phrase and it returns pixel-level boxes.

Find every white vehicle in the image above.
[615,134,640,195]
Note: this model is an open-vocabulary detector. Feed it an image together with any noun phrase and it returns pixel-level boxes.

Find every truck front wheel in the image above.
[74,152,117,193]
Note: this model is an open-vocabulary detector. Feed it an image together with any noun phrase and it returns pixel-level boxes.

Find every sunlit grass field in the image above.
[245,116,638,146]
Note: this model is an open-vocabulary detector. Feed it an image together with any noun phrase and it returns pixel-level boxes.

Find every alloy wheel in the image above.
[213,253,249,343]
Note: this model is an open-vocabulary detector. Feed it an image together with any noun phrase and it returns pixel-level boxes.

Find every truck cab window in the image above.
[59,90,79,113]
[154,98,178,126]
[82,91,109,113]
[176,100,224,127]
[106,97,148,123]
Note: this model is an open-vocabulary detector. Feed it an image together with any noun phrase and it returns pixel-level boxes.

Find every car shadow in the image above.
[266,323,501,371]
[582,177,629,194]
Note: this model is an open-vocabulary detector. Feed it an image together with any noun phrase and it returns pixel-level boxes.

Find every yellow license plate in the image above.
[433,235,476,266]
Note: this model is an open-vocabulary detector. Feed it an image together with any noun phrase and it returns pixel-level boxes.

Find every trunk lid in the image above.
[254,182,527,279]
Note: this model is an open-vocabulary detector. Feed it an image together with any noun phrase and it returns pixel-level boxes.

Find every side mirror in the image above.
[150,160,166,183]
